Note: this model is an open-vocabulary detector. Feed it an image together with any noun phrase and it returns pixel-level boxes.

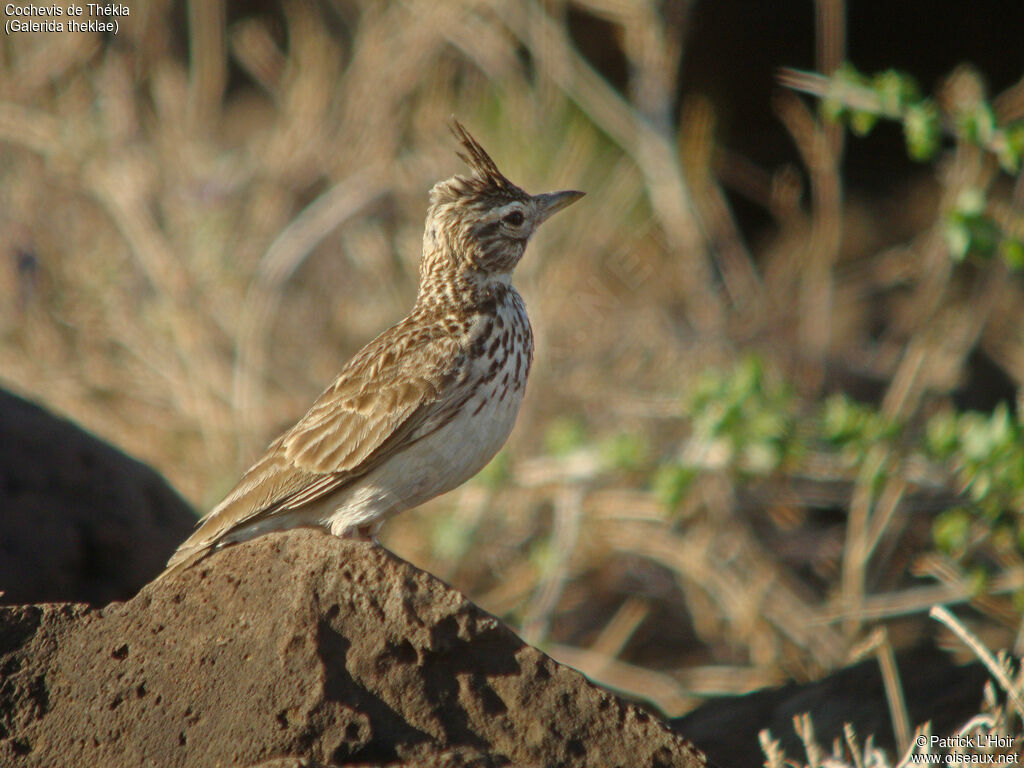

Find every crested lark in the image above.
[162,121,583,577]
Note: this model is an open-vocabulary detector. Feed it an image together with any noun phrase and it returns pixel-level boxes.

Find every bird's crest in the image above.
[449,119,516,194]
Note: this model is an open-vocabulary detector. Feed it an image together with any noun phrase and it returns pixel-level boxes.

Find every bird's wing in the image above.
[164,318,470,571]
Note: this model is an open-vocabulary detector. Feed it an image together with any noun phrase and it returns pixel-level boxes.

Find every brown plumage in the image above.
[160,121,583,578]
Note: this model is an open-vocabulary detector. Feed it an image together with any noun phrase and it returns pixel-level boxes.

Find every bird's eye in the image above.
[503,210,525,227]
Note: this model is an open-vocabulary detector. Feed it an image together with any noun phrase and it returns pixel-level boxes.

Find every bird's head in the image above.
[419,121,583,296]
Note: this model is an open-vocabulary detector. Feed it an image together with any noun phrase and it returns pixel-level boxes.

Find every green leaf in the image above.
[652,463,696,510]
[973,217,1001,257]
[959,411,996,460]
[960,103,997,145]
[943,219,971,261]
[874,69,920,115]
[903,100,941,161]
[925,410,959,458]
[822,393,859,444]
[954,187,986,216]
[933,508,972,553]
[850,110,879,136]
[740,441,781,474]
[968,566,989,596]
[997,122,1024,173]
[989,402,1013,445]
[999,238,1024,270]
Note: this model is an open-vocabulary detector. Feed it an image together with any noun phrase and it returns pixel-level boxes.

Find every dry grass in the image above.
[2,0,1022,756]
[761,609,1023,767]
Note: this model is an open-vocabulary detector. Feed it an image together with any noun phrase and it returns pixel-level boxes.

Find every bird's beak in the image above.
[534,190,585,224]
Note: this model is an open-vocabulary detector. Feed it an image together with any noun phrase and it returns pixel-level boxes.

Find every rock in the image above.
[673,644,988,766]
[0,388,196,605]
[0,530,706,768]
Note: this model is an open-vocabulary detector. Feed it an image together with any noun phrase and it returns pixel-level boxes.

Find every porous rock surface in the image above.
[0,387,195,605]
[0,530,706,767]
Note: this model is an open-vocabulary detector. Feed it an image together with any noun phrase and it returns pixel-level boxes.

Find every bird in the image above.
[160,120,583,579]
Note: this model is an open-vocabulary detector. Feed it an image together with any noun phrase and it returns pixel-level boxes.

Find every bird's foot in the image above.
[349,522,382,544]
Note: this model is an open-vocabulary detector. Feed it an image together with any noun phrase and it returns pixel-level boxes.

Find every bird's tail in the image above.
[150,541,214,585]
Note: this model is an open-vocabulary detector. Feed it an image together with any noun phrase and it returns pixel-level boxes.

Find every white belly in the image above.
[323,377,524,536]
[323,292,532,536]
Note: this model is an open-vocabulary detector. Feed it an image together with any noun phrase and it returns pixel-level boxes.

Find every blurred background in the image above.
[2,0,1023,747]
